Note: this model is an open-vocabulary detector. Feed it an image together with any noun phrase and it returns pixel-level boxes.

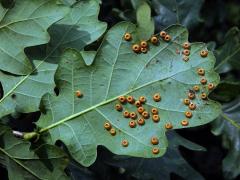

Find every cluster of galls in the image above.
[181,42,209,62]
[104,93,162,155]
[125,30,209,59]
[124,31,171,54]
[116,94,161,127]
[182,68,215,126]
[181,42,191,62]
[197,68,215,91]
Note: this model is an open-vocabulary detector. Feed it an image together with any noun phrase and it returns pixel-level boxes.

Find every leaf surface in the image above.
[37,22,221,166]
[0,0,68,75]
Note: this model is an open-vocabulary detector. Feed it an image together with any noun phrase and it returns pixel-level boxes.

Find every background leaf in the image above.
[214,27,240,73]
[37,22,221,167]
[212,98,240,179]
[0,0,68,75]
[0,125,69,180]
[152,0,204,30]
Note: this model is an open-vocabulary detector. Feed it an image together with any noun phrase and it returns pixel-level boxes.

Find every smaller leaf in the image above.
[0,125,69,180]
[136,2,154,40]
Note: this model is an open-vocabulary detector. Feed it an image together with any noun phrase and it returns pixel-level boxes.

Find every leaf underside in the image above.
[37,22,221,167]
[0,61,57,119]
[0,0,106,119]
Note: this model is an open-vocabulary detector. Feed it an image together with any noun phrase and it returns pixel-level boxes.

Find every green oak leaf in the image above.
[212,98,240,179]
[0,0,68,75]
[0,0,106,119]
[37,22,221,166]
[152,0,203,30]
[0,61,57,119]
[0,125,69,180]
[106,131,205,180]
[214,27,240,73]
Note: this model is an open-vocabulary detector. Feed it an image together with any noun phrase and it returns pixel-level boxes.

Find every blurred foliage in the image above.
[152,0,204,31]
[210,81,240,103]
[215,27,240,74]
[212,98,240,179]
[110,0,204,31]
